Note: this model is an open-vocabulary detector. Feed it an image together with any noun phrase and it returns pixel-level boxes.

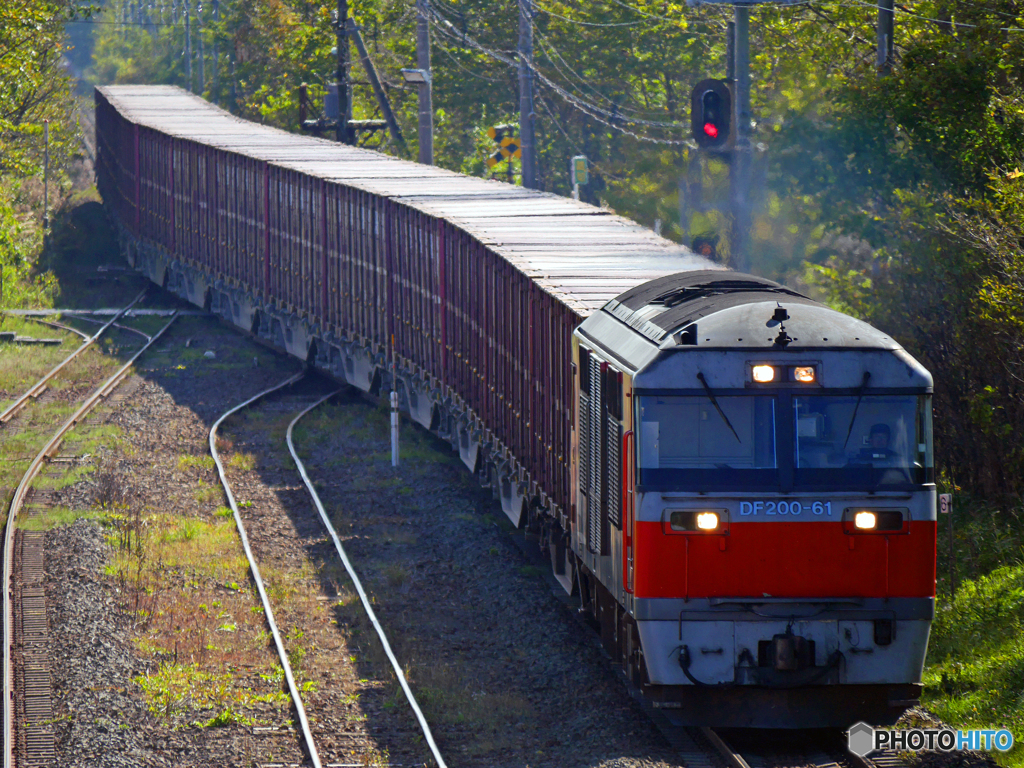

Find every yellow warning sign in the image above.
[500,136,522,160]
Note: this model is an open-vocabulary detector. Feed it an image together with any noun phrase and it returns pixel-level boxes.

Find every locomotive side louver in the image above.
[606,416,622,530]
[588,359,604,555]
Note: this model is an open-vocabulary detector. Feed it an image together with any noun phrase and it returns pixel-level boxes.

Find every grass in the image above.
[193,483,222,505]
[228,452,256,471]
[33,464,95,491]
[18,506,98,530]
[918,491,1024,766]
[0,317,77,397]
[178,454,215,472]
[412,662,532,741]
[923,564,1024,766]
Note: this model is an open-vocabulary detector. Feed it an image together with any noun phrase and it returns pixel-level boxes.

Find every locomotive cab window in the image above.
[793,394,933,488]
[638,395,777,488]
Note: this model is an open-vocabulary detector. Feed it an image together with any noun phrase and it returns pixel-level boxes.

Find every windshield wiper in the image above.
[697,372,741,443]
[843,371,872,449]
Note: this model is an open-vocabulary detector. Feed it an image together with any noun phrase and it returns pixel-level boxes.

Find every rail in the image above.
[208,372,324,768]
[22,317,90,341]
[2,309,178,768]
[286,390,449,768]
[0,288,148,424]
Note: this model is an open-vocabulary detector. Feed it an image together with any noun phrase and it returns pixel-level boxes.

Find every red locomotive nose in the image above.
[703,123,718,139]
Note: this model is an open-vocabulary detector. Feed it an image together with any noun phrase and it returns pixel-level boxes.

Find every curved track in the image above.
[0,288,147,425]
[287,389,448,768]
[208,376,449,768]
[2,308,178,768]
[209,373,323,768]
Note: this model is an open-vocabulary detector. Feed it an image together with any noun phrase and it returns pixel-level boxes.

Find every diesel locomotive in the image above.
[95,85,936,730]
[572,271,934,727]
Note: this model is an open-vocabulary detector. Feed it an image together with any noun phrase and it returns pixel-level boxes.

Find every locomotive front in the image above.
[572,271,935,728]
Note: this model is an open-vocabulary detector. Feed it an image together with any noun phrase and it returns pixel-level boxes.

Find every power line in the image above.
[534,77,691,145]
[534,2,645,28]
[845,0,1024,32]
[426,0,688,136]
[532,25,682,120]
[434,37,507,82]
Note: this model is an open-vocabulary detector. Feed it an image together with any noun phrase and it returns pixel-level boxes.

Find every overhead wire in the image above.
[433,33,508,82]
[845,0,1024,32]
[533,1,645,27]
[425,0,689,139]
[532,25,683,120]
[533,87,635,182]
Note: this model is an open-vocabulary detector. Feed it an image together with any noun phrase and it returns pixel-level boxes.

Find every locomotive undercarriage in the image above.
[572,558,922,728]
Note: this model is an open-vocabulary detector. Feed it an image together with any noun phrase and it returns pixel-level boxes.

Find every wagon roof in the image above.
[97,84,717,317]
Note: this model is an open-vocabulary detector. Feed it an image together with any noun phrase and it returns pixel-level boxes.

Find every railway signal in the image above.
[690,79,733,151]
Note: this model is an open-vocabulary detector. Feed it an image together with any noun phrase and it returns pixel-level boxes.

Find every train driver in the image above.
[854,423,896,463]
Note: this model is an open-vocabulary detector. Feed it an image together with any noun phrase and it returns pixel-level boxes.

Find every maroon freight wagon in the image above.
[95,84,710,582]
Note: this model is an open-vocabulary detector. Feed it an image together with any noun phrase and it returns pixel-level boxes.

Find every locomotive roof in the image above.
[605,269,819,343]
[578,268,902,372]
[97,85,716,317]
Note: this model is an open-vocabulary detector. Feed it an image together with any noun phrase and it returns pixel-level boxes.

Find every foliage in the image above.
[925,564,1024,764]
[790,3,1024,500]
[0,0,91,177]
[79,0,889,270]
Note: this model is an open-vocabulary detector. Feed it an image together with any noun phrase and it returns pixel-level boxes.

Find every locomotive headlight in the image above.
[793,366,816,383]
[667,509,727,533]
[854,511,877,530]
[696,512,719,530]
[751,364,775,383]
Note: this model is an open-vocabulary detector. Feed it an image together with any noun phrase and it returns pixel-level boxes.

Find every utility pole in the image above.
[335,0,354,144]
[185,0,193,92]
[43,120,49,230]
[877,0,894,74]
[415,0,433,164]
[211,0,218,96]
[729,7,751,273]
[518,0,536,188]
[230,53,237,109]
[197,3,205,94]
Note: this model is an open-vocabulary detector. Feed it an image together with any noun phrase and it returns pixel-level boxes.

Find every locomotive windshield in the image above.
[637,393,933,491]
[638,395,778,487]
[793,394,933,487]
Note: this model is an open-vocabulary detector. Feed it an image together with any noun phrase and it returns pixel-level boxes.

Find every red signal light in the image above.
[692,79,732,150]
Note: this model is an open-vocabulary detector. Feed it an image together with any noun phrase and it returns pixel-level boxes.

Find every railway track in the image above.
[0,289,146,426]
[697,727,901,768]
[2,300,178,768]
[208,374,447,768]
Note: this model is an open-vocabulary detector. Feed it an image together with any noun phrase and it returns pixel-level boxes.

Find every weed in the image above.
[214,506,233,518]
[18,506,97,531]
[179,518,201,541]
[204,709,254,728]
[228,452,256,471]
[178,454,215,472]
[134,662,262,723]
[360,746,390,767]
[193,483,221,505]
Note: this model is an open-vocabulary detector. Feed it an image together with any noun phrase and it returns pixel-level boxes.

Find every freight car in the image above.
[95,84,936,729]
